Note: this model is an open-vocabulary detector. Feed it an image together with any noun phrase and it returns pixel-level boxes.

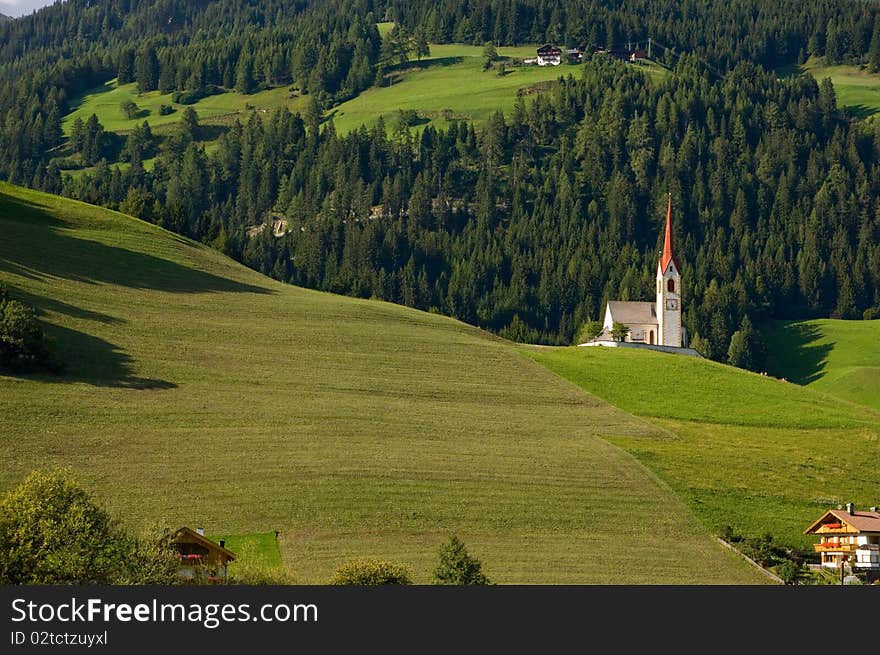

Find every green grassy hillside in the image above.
[764,318,880,411]
[531,346,880,550]
[780,57,880,118]
[327,44,574,133]
[63,79,309,135]
[0,182,761,584]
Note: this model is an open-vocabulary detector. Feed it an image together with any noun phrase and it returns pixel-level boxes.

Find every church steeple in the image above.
[658,194,679,273]
[656,194,682,347]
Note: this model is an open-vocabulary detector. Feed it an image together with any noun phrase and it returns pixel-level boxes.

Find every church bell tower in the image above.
[656,195,682,347]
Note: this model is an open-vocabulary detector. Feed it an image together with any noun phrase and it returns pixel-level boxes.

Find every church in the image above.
[581,196,700,356]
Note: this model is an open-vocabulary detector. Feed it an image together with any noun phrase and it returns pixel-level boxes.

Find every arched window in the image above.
[667,278,675,293]
[649,330,654,345]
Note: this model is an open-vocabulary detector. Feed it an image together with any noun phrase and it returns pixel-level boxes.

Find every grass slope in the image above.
[764,318,880,411]
[0,182,761,584]
[328,45,574,134]
[63,78,309,135]
[530,347,880,551]
[780,57,880,118]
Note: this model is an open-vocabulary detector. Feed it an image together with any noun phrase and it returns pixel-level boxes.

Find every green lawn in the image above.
[764,318,880,411]
[376,21,395,39]
[530,346,880,551]
[208,532,282,568]
[0,182,762,584]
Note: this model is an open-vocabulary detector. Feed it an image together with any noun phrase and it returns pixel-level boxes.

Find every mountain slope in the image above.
[531,346,880,550]
[0,182,763,583]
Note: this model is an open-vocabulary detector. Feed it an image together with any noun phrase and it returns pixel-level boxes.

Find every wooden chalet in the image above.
[804,504,880,581]
[536,44,562,66]
[171,527,237,583]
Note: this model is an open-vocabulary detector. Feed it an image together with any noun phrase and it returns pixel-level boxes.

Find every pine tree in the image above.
[135,42,160,93]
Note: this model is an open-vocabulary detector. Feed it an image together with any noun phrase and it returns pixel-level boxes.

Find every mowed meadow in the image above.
[0,182,762,584]
[531,346,880,551]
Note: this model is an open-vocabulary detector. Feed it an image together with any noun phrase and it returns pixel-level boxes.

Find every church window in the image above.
[667,278,675,293]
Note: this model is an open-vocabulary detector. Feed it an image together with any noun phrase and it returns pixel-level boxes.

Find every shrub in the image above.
[575,319,604,344]
[329,558,412,585]
[863,307,880,320]
[433,535,491,585]
[0,470,177,584]
[159,104,175,116]
[776,560,803,585]
[0,286,62,373]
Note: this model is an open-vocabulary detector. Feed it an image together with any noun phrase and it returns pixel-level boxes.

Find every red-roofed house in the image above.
[804,504,880,580]
[171,527,236,583]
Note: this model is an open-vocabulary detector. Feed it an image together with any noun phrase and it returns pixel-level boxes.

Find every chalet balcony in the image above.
[814,542,858,553]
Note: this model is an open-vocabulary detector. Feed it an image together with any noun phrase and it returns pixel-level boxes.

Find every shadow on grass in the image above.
[766,321,834,385]
[12,288,124,325]
[0,191,271,295]
[64,80,115,117]
[844,104,879,119]
[389,56,465,73]
[40,323,177,389]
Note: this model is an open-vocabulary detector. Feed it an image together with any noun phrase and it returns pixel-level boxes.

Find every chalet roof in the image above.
[537,44,562,54]
[658,195,680,273]
[606,301,657,325]
[172,527,237,561]
[804,509,880,535]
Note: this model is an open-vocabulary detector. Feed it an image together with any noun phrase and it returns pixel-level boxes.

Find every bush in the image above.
[575,319,604,344]
[171,85,221,106]
[0,286,62,373]
[0,470,177,584]
[776,559,803,585]
[329,558,412,585]
[863,307,880,320]
[159,104,175,116]
[433,535,491,585]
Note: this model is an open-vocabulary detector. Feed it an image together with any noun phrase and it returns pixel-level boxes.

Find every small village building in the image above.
[171,527,236,583]
[566,47,585,63]
[630,47,648,63]
[583,196,699,355]
[537,44,562,66]
[804,504,880,580]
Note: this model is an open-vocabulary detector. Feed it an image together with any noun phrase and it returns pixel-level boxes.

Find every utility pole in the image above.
[648,37,652,59]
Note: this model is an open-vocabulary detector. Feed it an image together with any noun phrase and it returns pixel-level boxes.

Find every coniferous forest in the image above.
[2,0,880,364]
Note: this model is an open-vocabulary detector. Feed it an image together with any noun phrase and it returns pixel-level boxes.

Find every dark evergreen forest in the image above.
[2,0,879,366]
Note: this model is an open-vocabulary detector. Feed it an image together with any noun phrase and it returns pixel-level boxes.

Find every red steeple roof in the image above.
[658,194,680,273]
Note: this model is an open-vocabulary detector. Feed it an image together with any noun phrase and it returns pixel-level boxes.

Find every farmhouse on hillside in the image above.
[171,527,236,583]
[581,196,700,356]
[536,44,562,66]
[804,504,880,582]
[566,46,585,63]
